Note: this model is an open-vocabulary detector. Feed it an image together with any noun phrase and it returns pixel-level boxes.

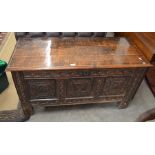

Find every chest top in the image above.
[7,37,151,71]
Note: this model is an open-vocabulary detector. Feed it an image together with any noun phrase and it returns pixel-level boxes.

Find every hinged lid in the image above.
[7,37,151,71]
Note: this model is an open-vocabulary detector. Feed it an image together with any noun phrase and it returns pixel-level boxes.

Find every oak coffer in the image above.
[7,37,151,119]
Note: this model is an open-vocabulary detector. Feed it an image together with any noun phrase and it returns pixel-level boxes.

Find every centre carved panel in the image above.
[67,78,93,98]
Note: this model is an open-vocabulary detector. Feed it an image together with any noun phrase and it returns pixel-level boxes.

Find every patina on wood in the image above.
[115,32,155,122]
[8,37,151,120]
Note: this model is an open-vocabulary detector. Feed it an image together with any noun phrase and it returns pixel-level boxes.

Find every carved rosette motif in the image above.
[27,80,56,100]
[103,76,130,96]
[67,78,93,98]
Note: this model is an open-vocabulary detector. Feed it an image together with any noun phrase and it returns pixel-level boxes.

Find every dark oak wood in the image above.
[7,37,151,119]
[8,37,151,71]
[115,32,155,96]
[115,33,155,122]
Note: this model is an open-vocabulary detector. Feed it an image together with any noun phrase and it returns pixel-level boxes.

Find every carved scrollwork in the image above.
[23,68,135,79]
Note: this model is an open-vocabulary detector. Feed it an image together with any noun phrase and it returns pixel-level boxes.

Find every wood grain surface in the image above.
[7,37,151,71]
[8,37,151,119]
[115,32,155,61]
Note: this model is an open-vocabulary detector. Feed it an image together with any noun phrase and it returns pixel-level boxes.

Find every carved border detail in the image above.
[117,68,147,108]
[23,69,135,79]
[10,67,148,119]
[12,72,33,118]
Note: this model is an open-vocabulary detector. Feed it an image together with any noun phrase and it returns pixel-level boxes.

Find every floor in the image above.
[28,80,155,122]
[0,33,18,112]
[0,72,19,111]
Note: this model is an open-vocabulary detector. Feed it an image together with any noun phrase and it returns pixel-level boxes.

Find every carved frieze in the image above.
[23,68,135,79]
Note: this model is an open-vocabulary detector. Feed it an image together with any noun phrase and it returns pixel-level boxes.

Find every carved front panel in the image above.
[10,67,148,116]
[67,78,93,98]
[27,79,57,100]
[103,76,131,96]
